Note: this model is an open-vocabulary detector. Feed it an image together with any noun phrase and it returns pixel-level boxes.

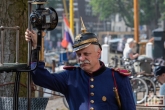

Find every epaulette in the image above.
[63,66,76,70]
[111,68,131,76]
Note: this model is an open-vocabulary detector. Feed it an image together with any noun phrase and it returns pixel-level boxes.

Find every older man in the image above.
[123,38,139,60]
[25,19,135,110]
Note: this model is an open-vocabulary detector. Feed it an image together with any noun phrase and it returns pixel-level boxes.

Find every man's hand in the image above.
[25,29,37,49]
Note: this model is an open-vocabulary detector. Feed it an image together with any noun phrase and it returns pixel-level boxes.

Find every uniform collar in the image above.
[84,61,106,77]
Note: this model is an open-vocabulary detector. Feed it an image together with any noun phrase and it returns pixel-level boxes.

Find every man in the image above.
[155,66,165,95]
[25,20,135,110]
[122,38,139,74]
[117,36,126,54]
[154,66,165,109]
[104,33,111,45]
[122,38,138,104]
[123,38,139,60]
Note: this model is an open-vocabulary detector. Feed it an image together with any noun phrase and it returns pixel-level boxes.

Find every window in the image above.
[119,15,122,22]
[85,2,92,16]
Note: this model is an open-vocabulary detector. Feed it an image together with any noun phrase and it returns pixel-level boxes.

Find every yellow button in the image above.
[90,78,94,81]
[90,107,94,110]
[90,85,94,88]
[90,92,94,96]
[90,100,94,103]
[102,96,107,101]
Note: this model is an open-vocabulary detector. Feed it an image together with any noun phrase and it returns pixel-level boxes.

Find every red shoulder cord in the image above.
[112,70,118,90]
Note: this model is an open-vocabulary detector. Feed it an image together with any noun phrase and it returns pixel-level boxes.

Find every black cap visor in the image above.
[73,43,91,52]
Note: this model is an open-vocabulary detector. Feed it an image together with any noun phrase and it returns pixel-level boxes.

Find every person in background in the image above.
[123,38,139,60]
[104,33,111,45]
[123,38,138,105]
[154,66,165,95]
[25,19,135,110]
[154,66,165,110]
[117,36,126,54]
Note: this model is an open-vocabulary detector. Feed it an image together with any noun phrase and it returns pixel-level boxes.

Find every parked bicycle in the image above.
[130,76,148,104]
[121,56,159,104]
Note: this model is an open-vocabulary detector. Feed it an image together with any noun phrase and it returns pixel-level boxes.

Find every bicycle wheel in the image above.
[142,77,156,96]
[130,77,148,104]
[155,80,161,90]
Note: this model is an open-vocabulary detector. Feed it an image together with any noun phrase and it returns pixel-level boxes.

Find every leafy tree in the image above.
[0,0,28,97]
[90,0,165,36]
[0,0,59,98]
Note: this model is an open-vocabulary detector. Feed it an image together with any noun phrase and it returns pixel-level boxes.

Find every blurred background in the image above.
[1,0,165,109]
[43,0,165,67]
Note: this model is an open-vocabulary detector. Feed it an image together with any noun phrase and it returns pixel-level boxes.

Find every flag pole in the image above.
[70,0,74,35]
[134,0,139,43]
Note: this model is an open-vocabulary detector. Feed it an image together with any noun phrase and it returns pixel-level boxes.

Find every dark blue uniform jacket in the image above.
[31,61,135,110]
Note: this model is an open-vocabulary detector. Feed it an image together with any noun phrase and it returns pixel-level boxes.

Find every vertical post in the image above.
[134,0,139,43]
[62,20,64,39]
[13,72,21,110]
[0,26,4,66]
[62,0,69,19]
[75,19,79,35]
[39,31,45,62]
[70,0,74,35]
[27,1,32,110]
[16,26,20,64]
[28,1,32,66]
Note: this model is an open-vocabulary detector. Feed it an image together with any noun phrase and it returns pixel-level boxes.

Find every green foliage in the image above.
[161,0,165,20]
[90,0,165,28]
[90,0,118,20]
[139,0,164,25]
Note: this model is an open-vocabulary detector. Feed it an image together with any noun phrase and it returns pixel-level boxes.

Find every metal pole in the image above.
[0,26,4,66]
[28,1,32,65]
[16,26,20,64]
[13,72,21,110]
[27,0,33,110]
[134,0,139,43]
[0,26,21,110]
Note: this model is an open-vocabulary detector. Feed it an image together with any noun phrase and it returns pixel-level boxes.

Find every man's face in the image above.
[76,44,101,73]
[129,42,134,48]
[157,73,165,84]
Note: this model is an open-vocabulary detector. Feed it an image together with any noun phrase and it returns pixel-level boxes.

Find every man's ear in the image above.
[97,49,101,58]
[163,73,165,76]
[161,73,165,78]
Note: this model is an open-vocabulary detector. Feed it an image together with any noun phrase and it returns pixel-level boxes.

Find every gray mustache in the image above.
[78,60,90,65]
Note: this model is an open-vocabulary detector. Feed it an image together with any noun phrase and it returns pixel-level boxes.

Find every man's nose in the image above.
[79,55,85,61]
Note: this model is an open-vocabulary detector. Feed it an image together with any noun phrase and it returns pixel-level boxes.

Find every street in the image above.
[45,96,68,110]
[45,96,161,110]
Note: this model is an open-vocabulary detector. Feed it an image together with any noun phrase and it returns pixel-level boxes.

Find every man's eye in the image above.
[84,53,91,56]
[77,54,81,57]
